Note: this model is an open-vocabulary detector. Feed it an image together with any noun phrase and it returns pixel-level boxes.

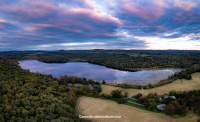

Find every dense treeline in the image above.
[38,50,200,71]
[0,63,91,122]
[1,50,200,71]
[60,76,100,86]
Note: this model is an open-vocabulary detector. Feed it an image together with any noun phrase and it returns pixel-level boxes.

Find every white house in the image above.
[164,95,176,99]
[67,83,73,86]
[74,84,82,87]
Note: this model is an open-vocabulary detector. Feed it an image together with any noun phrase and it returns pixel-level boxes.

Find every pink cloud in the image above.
[121,0,167,21]
[24,24,57,31]
[33,24,56,27]
[82,0,95,9]
[151,0,170,8]
[173,0,197,11]
[1,1,58,20]
[24,27,39,31]
[69,8,122,25]
[120,0,197,23]
[0,19,7,23]
[155,26,166,30]
[1,0,122,37]
[44,36,60,39]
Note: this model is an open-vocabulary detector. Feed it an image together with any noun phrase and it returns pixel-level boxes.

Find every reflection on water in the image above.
[18,60,182,85]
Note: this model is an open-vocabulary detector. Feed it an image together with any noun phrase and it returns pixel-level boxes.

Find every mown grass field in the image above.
[101,72,200,96]
[76,96,199,122]
[141,72,200,96]
[101,85,139,96]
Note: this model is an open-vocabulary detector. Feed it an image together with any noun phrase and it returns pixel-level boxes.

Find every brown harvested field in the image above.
[102,72,200,96]
[76,96,199,122]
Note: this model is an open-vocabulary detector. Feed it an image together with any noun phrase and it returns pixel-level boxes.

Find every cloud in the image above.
[173,0,197,11]
[114,0,200,37]
[0,0,200,50]
[119,0,170,21]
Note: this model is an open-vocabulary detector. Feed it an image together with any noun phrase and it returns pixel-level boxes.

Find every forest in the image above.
[0,62,93,122]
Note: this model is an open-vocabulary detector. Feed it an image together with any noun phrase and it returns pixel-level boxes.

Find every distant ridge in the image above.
[0,49,200,52]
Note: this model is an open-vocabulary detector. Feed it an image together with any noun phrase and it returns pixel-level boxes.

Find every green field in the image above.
[141,54,150,57]
[27,52,43,56]
[128,53,139,57]
[127,98,137,102]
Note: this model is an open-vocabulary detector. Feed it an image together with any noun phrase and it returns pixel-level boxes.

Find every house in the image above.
[74,84,82,87]
[67,83,73,86]
[164,95,176,99]
[157,104,166,111]
[169,96,176,99]
[89,85,94,91]
[164,95,168,99]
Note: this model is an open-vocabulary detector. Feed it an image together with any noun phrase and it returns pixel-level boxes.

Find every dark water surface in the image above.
[18,60,182,85]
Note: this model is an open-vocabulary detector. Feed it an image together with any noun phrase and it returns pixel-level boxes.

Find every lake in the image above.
[18,60,182,85]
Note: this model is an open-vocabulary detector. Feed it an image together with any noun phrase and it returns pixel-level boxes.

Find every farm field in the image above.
[76,96,199,122]
[141,72,200,96]
[101,85,139,96]
[101,72,200,96]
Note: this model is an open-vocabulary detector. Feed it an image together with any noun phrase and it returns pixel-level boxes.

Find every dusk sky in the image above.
[0,0,200,51]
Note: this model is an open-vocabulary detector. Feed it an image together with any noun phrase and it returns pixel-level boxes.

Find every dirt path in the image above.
[127,87,143,98]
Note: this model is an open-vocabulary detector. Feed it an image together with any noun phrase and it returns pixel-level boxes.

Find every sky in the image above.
[0,0,200,51]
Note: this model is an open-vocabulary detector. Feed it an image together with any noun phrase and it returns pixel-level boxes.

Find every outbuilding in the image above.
[157,104,166,111]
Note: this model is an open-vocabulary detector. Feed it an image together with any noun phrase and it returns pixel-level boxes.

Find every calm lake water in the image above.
[18,60,182,85]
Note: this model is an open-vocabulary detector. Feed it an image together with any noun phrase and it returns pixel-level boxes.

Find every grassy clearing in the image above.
[76,96,200,122]
[127,98,137,102]
[124,102,146,110]
[158,94,165,98]
[131,95,137,99]
[107,98,119,102]
[141,54,150,57]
